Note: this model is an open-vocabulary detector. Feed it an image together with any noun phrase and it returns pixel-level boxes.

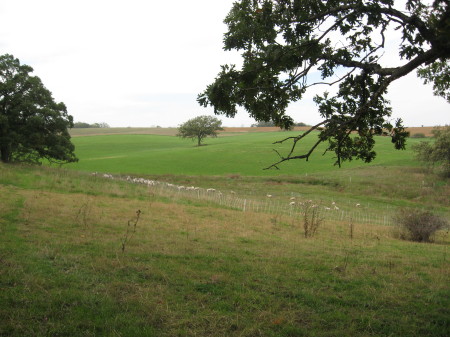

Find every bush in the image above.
[411,133,426,138]
[393,208,448,242]
[412,125,450,177]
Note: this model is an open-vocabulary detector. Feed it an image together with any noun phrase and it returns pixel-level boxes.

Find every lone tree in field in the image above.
[0,54,78,164]
[198,0,450,168]
[177,115,224,146]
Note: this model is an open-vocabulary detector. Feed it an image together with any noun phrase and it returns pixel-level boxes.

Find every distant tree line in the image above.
[251,121,309,128]
[73,122,110,128]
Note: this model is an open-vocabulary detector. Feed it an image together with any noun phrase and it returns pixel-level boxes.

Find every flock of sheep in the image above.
[93,172,362,213]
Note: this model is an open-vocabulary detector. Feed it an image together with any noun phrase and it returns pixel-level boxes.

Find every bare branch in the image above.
[264,137,324,170]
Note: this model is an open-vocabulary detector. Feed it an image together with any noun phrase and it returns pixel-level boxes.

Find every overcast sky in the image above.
[0,0,448,127]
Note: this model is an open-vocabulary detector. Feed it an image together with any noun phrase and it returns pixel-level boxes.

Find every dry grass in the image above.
[406,126,439,137]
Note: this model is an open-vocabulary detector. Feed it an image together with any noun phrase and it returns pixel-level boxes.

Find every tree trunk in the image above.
[0,145,10,163]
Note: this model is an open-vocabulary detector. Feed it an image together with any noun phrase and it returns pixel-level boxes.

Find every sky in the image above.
[0,0,448,128]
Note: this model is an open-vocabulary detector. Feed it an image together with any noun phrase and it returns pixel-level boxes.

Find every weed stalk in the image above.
[121,210,141,253]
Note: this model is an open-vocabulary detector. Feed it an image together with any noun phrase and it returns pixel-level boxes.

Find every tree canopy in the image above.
[198,0,449,168]
[0,54,78,164]
[177,115,224,146]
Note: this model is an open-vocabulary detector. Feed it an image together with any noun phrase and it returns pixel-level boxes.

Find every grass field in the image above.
[65,129,423,176]
[63,128,449,213]
[1,128,449,336]
[0,163,448,336]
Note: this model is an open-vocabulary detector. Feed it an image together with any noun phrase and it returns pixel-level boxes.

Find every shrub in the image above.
[412,125,450,177]
[393,208,448,242]
[411,133,426,138]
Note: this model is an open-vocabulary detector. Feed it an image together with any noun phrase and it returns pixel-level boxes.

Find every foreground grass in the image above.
[1,164,449,336]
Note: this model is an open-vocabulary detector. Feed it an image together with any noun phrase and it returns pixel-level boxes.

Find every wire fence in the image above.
[114,175,401,226]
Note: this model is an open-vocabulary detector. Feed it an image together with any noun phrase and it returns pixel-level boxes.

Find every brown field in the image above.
[69,127,179,137]
[70,126,440,137]
[223,126,440,137]
[406,126,439,137]
[69,126,312,137]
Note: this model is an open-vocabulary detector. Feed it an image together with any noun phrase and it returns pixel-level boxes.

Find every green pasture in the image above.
[65,131,423,176]
[61,130,450,215]
[0,163,448,337]
[1,130,448,336]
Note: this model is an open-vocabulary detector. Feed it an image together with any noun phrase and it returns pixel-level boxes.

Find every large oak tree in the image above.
[199,0,449,168]
[0,54,77,164]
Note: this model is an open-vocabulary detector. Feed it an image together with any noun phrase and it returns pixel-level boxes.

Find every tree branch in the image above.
[264,137,324,170]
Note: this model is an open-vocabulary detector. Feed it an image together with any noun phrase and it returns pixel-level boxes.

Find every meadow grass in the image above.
[59,130,448,215]
[65,131,425,176]
[0,163,449,336]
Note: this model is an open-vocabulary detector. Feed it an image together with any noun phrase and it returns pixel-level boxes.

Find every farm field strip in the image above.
[69,126,439,138]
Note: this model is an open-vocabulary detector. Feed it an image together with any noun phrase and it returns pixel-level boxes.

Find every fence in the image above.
[125,177,399,226]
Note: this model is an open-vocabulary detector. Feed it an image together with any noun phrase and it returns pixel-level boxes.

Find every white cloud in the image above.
[0,0,447,127]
